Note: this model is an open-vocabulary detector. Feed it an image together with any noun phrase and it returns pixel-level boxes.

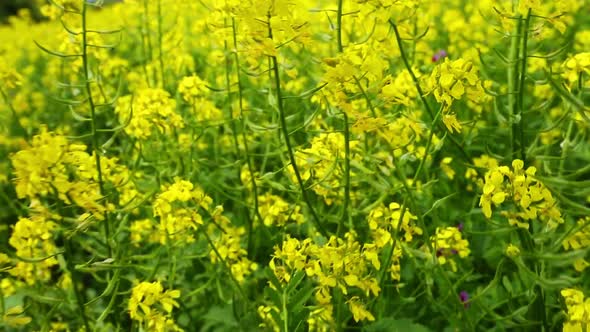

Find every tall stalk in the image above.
[267,13,328,237]
[517,10,531,162]
[81,0,112,257]
[388,20,470,162]
[508,10,546,330]
[156,0,166,89]
[508,16,522,160]
[335,0,352,236]
[228,17,263,253]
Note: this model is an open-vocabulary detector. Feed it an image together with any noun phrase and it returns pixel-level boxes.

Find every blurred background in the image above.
[0,0,120,23]
[0,0,39,22]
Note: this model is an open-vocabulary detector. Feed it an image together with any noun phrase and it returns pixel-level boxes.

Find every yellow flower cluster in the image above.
[270,232,380,328]
[380,69,420,106]
[213,0,311,64]
[257,192,304,227]
[11,129,136,220]
[561,288,590,332]
[257,305,280,332]
[115,88,183,140]
[2,305,32,328]
[317,44,389,114]
[290,132,360,205]
[479,160,563,229]
[377,111,440,160]
[425,58,486,133]
[40,0,81,20]
[152,178,213,245]
[562,52,590,87]
[128,281,182,332]
[178,75,208,102]
[208,206,258,283]
[368,202,422,246]
[465,154,500,191]
[562,217,590,271]
[8,214,58,285]
[430,226,470,272]
[0,57,23,90]
[177,75,223,122]
[129,219,160,246]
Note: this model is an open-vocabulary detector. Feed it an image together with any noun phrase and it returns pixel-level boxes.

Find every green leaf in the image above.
[364,318,433,332]
[200,304,239,332]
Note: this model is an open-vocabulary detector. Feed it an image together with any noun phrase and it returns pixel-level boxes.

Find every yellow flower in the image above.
[347,296,375,322]
[114,89,183,140]
[431,226,470,272]
[208,206,257,283]
[561,288,590,332]
[152,178,212,245]
[8,215,58,285]
[426,58,486,109]
[562,53,590,87]
[440,157,456,179]
[562,217,590,271]
[3,306,32,327]
[505,244,521,257]
[128,281,182,332]
[257,192,304,227]
[442,113,462,133]
[479,160,562,228]
[257,305,280,332]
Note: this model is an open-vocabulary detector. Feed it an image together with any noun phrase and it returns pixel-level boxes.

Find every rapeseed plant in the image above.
[0,0,589,330]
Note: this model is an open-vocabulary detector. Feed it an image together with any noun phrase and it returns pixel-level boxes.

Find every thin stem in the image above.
[268,15,328,237]
[518,10,531,162]
[413,105,444,183]
[64,238,91,331]
[232,17,263,253]
[335,0,351,237]
[395,160,475,330]
[389,20,433,119]
[0,86,28,138]
[508,16,522,160]
[282,288,289,332]
[388,19,470,162]
[201,229,247,300]
[156,0,166,89]
[559,115,576,177]
[336,0,344,53]
[353,75,377,117]
[340,111,352,235]
[82,0,112,257]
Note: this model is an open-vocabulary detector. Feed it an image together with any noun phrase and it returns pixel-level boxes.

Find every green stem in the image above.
[268,15,328,237]
[336,0,344,53]
[0,86,27,138]
[353,75,376,117]
[64,238,91,331]
[0,281,5,318]
[340,111,352,236]
[282,288,289,332]
[508,16,522,160]
[395,160,475,330]
[232,17,262,253]
[82,0,112,257]
[559,118,574,176]
[156,0,166,89]
[201,229,247,300]
[335,0,351,237]
[388,19,470,162]
[413,105,444,183]
[518,10,531,162]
